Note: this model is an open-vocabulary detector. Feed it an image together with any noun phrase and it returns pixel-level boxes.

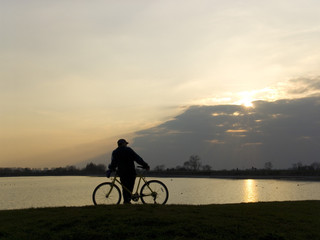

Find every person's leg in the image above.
[120,175,136,203]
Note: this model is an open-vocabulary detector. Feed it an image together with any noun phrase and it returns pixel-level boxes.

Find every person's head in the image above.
[117,139,128,147]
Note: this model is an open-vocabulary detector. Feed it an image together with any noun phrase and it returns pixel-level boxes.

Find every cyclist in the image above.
[107,139,150,204]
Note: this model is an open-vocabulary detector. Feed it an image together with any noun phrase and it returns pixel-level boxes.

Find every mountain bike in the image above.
[92,168,169,205]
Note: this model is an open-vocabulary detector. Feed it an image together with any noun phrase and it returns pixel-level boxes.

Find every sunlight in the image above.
[242,100,254,107]
[196,86,284,107]
[237,91,254,107]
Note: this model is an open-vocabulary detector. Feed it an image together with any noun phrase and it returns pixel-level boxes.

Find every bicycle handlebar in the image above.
[137,165,150,170]
[107,165,149,176]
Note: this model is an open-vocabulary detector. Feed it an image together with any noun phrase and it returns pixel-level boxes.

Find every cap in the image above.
[117,139,129,146]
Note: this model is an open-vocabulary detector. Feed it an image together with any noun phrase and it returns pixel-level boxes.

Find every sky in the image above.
[1,0,320,168]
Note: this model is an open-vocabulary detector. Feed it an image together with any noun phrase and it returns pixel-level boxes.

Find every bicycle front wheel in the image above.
[140,180,169,205]
[92,182,121,205]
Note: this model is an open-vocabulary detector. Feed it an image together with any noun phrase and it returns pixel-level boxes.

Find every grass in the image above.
[0,201,319,240]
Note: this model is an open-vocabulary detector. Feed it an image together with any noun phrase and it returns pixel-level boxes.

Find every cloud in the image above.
[132,96,320,169]
[287,76,320,95]
[196,76,320,107]
[225,129,248,133]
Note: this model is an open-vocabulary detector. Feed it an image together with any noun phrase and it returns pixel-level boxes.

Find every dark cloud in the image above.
[132,96,320,169]
[287,76,320,95]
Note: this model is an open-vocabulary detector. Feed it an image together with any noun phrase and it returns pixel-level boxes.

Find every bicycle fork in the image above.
[105,178,117,198]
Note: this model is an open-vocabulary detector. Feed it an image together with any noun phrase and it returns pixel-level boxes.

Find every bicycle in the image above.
[92,168,169,205]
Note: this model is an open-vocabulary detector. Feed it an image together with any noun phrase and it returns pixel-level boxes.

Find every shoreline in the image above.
[1,174,320,181]
[145,173,320,181]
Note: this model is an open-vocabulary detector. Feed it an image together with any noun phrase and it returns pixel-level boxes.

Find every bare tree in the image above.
[184,155,201,171]
[292,162,303,170]
[311,162,320,170]
[154,165,166,171]
[202,165,212,171]
[264,161,273,170]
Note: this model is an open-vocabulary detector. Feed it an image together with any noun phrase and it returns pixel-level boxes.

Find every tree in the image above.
[184,155,201,171]
[154,165,166,171]
[311,162,320,170]
[202,165,212,171]
[183,161,191,170]
[83,163,106,175]
[292,162,303,170]
[264,161,273,170]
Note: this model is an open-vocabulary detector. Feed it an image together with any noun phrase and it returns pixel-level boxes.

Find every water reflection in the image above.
[243,179,258,202]
[1,177,320,209]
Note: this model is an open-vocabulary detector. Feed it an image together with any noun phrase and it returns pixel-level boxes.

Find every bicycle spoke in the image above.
[92,182,121,205]
[140,180,169,205]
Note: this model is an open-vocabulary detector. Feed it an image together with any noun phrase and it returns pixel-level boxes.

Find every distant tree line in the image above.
[151,155,320,178]
[0,163,106,177]
[1,156,320,177]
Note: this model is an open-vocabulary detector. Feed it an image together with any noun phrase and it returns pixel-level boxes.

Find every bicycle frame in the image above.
[107,173,150,198]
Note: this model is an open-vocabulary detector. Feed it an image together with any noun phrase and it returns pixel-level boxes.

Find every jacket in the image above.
[109,146,149,176]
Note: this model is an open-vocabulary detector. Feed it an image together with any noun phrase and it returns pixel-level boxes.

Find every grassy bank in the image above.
[0,201,319,240]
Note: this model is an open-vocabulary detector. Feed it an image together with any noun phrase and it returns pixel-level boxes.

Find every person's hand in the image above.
[106,170,112,178]
[144,165,150,171]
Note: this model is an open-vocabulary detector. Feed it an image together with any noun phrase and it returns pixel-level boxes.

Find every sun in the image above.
[241,99,253,107]
[237,91,254,107]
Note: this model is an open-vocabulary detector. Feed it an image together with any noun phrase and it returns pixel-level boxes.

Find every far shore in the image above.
[1,173,320,181]
[146,173,320,181]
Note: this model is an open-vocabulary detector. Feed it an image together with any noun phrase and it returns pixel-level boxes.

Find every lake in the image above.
[1,176,320,210]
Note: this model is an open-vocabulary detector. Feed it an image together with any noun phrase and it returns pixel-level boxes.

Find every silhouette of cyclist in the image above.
[107,139,150,204]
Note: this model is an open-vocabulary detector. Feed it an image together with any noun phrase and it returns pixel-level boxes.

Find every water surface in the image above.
[1,176,319,210]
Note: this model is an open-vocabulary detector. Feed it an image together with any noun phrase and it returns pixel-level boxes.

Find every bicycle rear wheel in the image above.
[140,180,169,205]
[92,182,121,205]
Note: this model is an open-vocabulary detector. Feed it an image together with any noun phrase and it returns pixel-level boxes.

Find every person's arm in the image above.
[129,148,149,169]
[108,151,118,171]
[106,151,117,177]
